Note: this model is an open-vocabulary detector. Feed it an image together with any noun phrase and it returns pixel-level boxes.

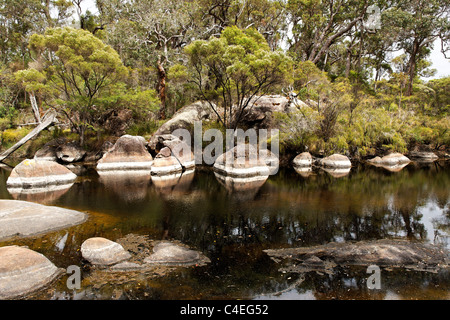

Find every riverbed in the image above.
[0,161,449,300]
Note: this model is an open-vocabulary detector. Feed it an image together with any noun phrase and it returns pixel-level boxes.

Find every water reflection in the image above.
[214,172,268,201]
[0,161,449,299]
[7,183,74,204]
[99,171,151,203]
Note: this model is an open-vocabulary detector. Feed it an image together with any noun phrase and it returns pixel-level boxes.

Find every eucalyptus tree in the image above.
[384,0,450,96]
[15,27,129,145]
[185,26,292,129]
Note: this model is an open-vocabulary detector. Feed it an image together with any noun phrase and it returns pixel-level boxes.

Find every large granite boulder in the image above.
[293,152,313,167]
[0,200,86,240]
[6,159,77,189]
[149,101,215,150]
[96,135,153,172]
[235,95,303,129]
[319,154,352,169]
[81,237,132,266]
[0,246,63,299]
[213,144,270,177]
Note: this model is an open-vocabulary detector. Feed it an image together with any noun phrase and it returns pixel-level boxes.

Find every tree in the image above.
[385,0,450,96]
[15,27,128,145]
[286,0,372,65]
[185,26,292,129]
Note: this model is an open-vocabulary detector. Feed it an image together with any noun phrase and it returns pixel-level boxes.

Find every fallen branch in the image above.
[0,110,57,163]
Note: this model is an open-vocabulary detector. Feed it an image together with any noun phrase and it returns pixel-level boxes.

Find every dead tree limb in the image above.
[0,110,57,163]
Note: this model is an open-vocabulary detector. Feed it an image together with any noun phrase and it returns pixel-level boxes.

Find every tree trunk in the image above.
[406,39,420,96]
[157,56,166,120]
[29,92,41,124]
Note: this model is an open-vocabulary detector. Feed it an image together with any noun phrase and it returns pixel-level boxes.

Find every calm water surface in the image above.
[0,161,449,300]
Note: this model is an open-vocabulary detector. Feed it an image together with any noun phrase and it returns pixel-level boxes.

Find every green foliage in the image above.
[185,26,292,129]
[15,27,129,144]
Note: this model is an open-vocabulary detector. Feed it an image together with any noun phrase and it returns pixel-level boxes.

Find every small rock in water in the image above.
[81,237,132,266]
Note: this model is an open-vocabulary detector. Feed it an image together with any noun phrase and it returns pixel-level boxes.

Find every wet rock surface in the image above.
[0,200,87,240]
[264,240,449,274]
[0,245,63,299]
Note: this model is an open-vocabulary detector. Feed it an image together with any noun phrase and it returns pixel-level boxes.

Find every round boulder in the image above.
[81,237,132,266]
[96,135,153,172]
[6,159,77,189]
[213,144,270,177]
[0,246,63,299]
[319,154,352,169]
[293,152,313,167]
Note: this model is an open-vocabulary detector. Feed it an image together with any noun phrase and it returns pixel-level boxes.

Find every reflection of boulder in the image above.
[214,172,267,201]
[8,183,73,204]
[321,167,351,178]
[151,169,195,196]
[213,144,270,178]
[99,172,151,202]
[97,135,153,172]
[6,159,77,189]
[319,154,352,169]
[294,166,313,178]
[0,245,63,299]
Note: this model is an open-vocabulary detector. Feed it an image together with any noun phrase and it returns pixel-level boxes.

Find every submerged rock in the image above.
[319,154,352,169]
[0,246,63,299]
[213,144,270,178]
[0,200,86,240]
[81,237,132,266]
[264,240,449,274]
[96,135,153,172]
[144,241,210,266]
[6,159,77,189]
